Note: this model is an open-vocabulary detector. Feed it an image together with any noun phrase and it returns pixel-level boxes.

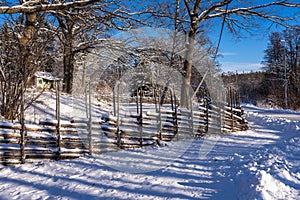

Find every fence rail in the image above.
[0,104,247,165]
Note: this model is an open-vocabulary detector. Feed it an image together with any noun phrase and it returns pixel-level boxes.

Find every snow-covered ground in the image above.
[0,104,299,199]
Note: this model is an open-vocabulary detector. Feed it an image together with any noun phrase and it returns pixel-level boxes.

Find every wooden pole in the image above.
[158,95,162,140]
[116,82,121,147]
[189,94,194,136]
[85,82,89,118]
[20,79,25,163]
[136,89,139,114]
[205,99,209,133]
[171,89,174,111]
[88,82,92,154]
[113,87,116,116]
[56,80,61,159]
[139,87,143,147]
[230,88,234,131]
[154,86,158,112]
[174,90,178,139]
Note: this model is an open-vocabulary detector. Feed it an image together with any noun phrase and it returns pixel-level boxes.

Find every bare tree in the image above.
[52,7,105,93]
[0,0,150,94]
[148,0,300,108]
[262,27,300,109]
[0,15,56,120]
[0,0,107,94]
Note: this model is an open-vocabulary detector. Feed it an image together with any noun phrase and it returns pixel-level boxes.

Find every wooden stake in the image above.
[139,87,143,147]
[116,82,121,147]
[158,96,162,140]
[88,82,92,154]
[113,88,116,116]
[20,79,25,164]
[174,88,178,137]
[56,80,61,159]
[205,100,209,133]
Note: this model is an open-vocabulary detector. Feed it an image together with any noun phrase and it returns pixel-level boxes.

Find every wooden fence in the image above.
[0,103,247,165]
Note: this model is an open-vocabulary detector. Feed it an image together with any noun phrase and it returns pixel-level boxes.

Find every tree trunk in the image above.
[19,12,36,46]
[181,26,197,109]
[18,12,36,162]
[181,0,200,109]
[63,38,74,93]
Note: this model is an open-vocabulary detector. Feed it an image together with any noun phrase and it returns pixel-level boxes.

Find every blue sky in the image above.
[210,2,299,74]
[213,32,269,73]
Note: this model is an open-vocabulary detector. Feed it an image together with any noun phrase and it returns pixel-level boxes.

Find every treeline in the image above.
[222,71,270,106]
[223,28,300,110]
[262,28,300,110]
[223,71,300,110]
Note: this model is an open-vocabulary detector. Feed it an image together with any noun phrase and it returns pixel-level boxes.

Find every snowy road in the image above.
[0,105,299,199]
[243,105,300,121]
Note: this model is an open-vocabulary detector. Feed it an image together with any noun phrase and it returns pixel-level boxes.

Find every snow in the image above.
[0,102,299,199]
[34,71,61,81]
[23,91,109,124]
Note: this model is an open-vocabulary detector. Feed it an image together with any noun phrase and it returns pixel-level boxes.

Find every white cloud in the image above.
[219,52,237,56]
[220,62,264,73]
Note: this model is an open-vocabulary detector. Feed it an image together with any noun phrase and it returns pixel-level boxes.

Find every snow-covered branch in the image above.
[200,1,300,30]
[207,1,300,20]
[0,0,102,14]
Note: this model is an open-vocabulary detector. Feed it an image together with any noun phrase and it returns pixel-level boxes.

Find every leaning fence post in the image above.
[174,90,178,138]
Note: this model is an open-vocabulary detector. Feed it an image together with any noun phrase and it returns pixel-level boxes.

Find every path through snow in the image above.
[0,105,299,199]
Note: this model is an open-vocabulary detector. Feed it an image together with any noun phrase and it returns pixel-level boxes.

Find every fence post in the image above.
[139,88,143,147]
[189,95,194,136]
[20,80,26,164]
[88,82,92,154]
[158,100,162,140]
[154,87,158,112]
[85,82,89,119]
[136,89,139,114]
[171,90,174,111]
[205,100,209,133]
[116,82,121,147]
[113,87,116,116]
[173,90,178,138]
[56,80,61,159]
[230,88,234,131]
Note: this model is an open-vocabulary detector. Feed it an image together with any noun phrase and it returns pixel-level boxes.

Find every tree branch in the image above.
[205,1,300,29]
[0,0,103,14]
[183,0,192,17]
[198,0,232,21]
